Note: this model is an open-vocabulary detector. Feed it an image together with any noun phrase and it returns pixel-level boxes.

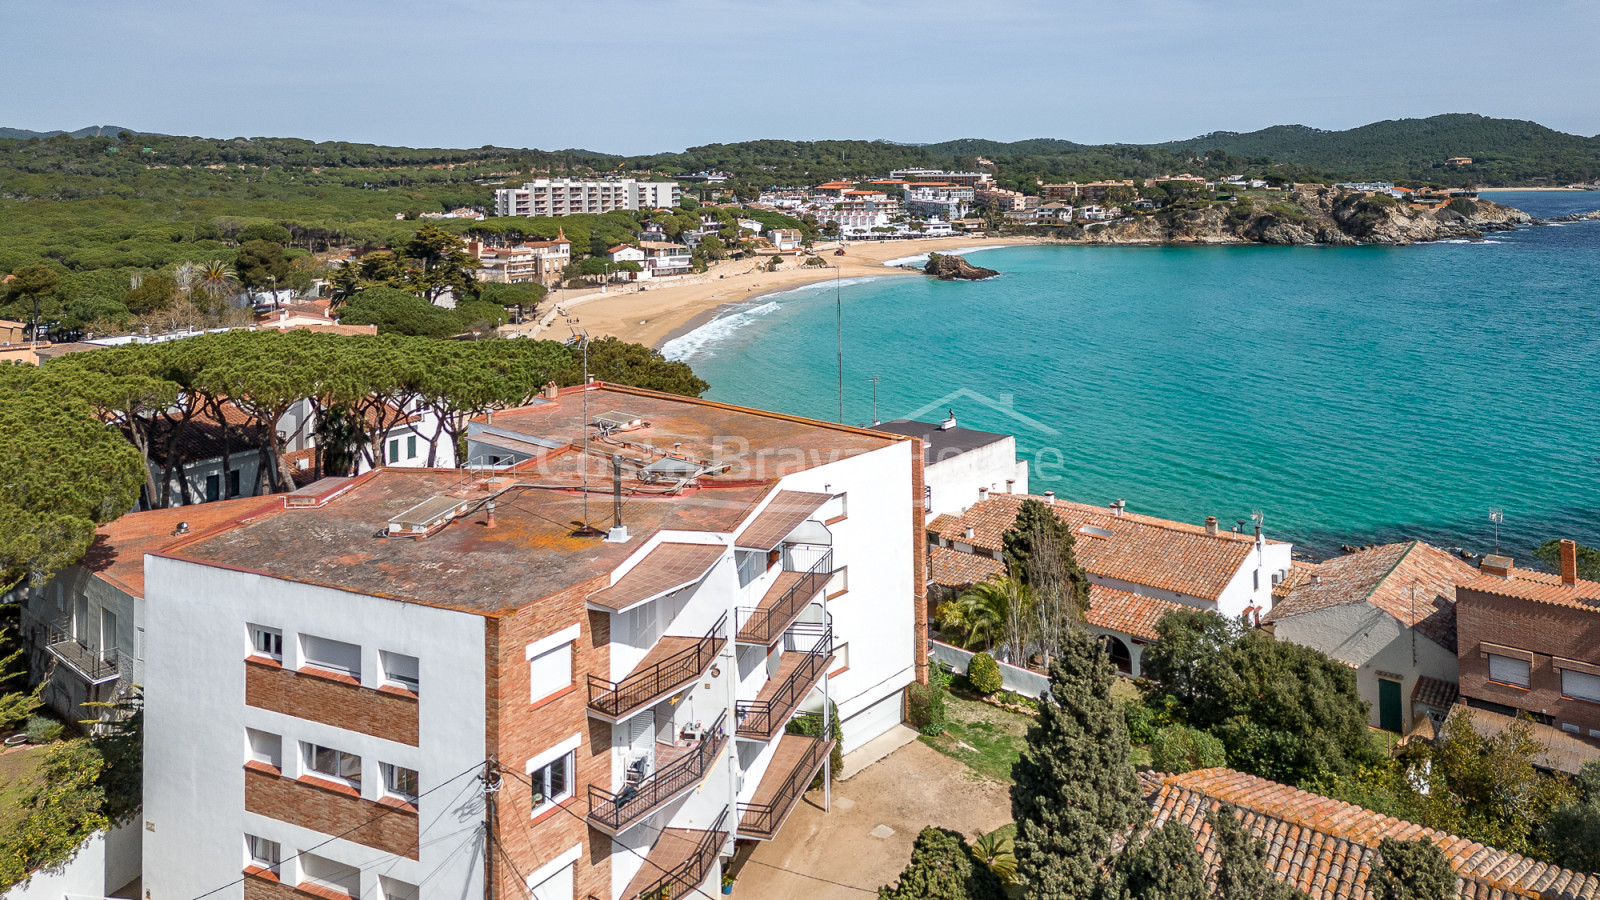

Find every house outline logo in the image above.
[899,388,1060,435]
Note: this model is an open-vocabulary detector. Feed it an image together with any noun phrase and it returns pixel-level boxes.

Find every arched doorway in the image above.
[1100,635,1133,675]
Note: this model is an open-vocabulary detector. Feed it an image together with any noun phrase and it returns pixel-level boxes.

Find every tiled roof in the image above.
[926,513,958,537]
[1411,676,1459,711]
[1449,705,1600,777]
[1264,542,1476,652]
[929,545,1005,587]
[1458,566,1600,612]
[1142,767,1600,900]
[1273,561,1320,600]
[937,495,1262,602]
[587,542,726,611]
[1085,584,1182,642]
[78,496,279,598]
[734,491,832,550]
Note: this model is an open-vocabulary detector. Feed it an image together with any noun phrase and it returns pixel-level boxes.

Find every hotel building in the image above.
[493,179,681,218]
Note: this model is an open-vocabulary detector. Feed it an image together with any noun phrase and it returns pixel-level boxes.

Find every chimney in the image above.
[1560,539,1578,586]
[1480,554,1513,578]
[543,381,559,400]
[485,500,497,529]
[1005,479,1015,494]
[1043,491,1055,505]
[278,308,288,322]
[1205,515,1218,536]
[963,526,975,541]
[1310,573,1321,585]
[978,487,988,501]
[1110,499,1125,517]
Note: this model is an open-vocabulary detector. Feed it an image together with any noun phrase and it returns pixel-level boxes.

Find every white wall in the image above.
[1,823,140,900]
[143,557,487,900]
[924,439,1027,520]
[1272,604,1459,730]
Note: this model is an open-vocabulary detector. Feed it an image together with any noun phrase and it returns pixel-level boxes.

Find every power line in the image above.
[185,761,486,900]
[738,857,879,894]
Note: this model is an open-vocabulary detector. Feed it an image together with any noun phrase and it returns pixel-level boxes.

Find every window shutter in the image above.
[1563,670,1600,703]
[529,643,572,702]
[1488,653,1530,687]
[528,864,573,900]
[304,635,361,678]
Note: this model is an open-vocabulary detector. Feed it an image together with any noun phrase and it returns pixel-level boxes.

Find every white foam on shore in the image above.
[880,244,1014,267]
[660,276,884,361]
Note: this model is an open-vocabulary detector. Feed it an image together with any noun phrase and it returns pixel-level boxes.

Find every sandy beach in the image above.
[509,235,1037,349]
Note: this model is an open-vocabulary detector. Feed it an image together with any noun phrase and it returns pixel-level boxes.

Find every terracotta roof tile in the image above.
[1411,676,1459,710]
[734,491,832,550]
[587,542,726,611]
[929,545,1004,587]
[78,496,281,597]
[1141,768,1600,900]
[936,495,1265,602]
[1458,566,1600,611]
[1265,542,1476,652]
[1085,584,1183,642]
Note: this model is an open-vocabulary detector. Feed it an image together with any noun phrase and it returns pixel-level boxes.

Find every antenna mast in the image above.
[569,319,593,530]
[1489,509,1503,554]
[836,264,843,423]
[865,375,880,426]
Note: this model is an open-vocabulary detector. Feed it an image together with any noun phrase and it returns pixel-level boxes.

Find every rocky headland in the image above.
[1047,187,1532,247]
[925,252,1000,280]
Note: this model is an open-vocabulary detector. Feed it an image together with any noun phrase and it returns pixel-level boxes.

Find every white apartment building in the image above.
[141,383,924,900]
[871,417,1029,521]
[903,184,975,221]
[889,169,994,189]
[493,178,681,218]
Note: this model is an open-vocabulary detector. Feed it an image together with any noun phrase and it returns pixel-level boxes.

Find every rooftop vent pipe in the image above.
[1205,515,1219,536]
[1044,491,1055,505]
[606,454,629,543]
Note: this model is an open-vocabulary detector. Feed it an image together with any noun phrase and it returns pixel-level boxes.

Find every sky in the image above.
[5,0,1600,155]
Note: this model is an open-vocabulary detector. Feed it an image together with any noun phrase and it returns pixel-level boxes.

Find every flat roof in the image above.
[871,419,1010,466]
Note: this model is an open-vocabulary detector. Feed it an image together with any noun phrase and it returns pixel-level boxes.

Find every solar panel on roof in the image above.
[593,411,644,430]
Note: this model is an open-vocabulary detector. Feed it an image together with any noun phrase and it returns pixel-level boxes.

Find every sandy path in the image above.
[506,235,1035,348]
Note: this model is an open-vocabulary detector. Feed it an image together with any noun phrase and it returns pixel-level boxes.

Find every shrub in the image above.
[968,652,1003,695]
[1150,723,1227,774]
[1121,692,1166,746]
[25,716,63,744]
[1446,197,1477,216]
[907,665,950,735]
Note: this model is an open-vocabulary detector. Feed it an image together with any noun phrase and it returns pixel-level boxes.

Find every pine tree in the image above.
[1012,628,1146,900]
[879,827,1006,900]
[1208,805,1309,900]
[1098,821,1207,900]
[1367,838,1457,900]
[1002,499,1090,663]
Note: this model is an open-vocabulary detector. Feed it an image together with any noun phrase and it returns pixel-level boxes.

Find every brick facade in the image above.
[246,659,419,746]
[244,765,419,859]
[1456,585,1600,740]
[487,576,612,899]
[911,439,929,685]
[243,871,303,900]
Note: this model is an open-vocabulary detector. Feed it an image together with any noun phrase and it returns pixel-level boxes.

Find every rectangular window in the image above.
[206,474,221,502]
[735,549,767,588]
[245,834,281,871]
[820,492,848,522]
[828,566,849,598]
[1487,653,1531,688]
[832,642,849,671]
[528,863,574,900]
[299,852,359,898]
[227,469,241,498]
[528,750,573,815]
[381,651,420,693]
[379,876,419,900]
[388,439,400,464]
[247,728,283,770]
[529,642,572,704]
[1562,669,1600,704]
[406,435,417,460]
[302,634,360,679]
[136,627,145,661]
[250,625,283,662]
[303,742,361,788]
[382,763,419,802]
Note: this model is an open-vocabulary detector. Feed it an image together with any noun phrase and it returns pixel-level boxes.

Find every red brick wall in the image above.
[487,576,612,900]
[1456,586,1600,737]
[246,659,419,746]
[911,439,929,685]
[243,765,419,859]
[243,871,302,900]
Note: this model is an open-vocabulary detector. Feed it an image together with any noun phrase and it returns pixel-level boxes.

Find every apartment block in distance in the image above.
[493,178,680,218]
[141,383,923,900]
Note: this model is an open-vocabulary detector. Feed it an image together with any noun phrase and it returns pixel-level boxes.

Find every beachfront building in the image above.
[871,417,1028,522]
[468,234,572,287]
[1336,182,1405,198]
[813,190,901,236]
[889,169,994,189]
[638,241,693,276]
[904,184,974,221]
[1035,202,1073,224]
[493,178,680,218]
[140,383,924,900]
[1040,180,1136,202]
[1265,542,1477,733]
[768,229,804,251]
[974,188,1038,214]
[929,495,1292,676]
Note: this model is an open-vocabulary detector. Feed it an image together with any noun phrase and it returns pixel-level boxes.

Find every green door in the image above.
[1378,678,1403,733]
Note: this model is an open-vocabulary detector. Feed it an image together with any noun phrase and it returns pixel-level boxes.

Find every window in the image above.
[228,469,241,498]
[245,834,281,872]
[247,728,283,769]
[528,863,574,900]
[303,742,361,788]
[382,763,419,802]
[820,492,848,522]
[250,625,283,662]
[406,435,417,460]
[1562,669,1600,704]
[388,439,401,464]
[381,651,420,693]
[1487,653,1531,688]
[380,876,419,900]
[206,474,221,502]
[828,566,849,598]
[1253,569,1260,591]
[735,549,768,588]
[302,634,360,679]
[526,625,578,704]
[136,627,145,661]
[526,738,580,816]
[831,642,849,672]
[299,852,359,898]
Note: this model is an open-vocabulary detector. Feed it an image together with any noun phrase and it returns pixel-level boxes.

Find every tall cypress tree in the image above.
[1367,838,1457,900]
[1207,805,1309,900]
[1097,821,1207,900]
[1002,498,1091,663]
[1012,628,1146,900]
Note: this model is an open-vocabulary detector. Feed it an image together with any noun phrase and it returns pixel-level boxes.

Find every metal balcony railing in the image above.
[587,711,728,834]
[737,732,832,838]
[45,621,121,685]
[735,623,832,740]
[587,614,726,720]
[626,808,729,900]
[735,549,831,645]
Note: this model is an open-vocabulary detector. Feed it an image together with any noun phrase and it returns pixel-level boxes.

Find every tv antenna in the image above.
[568,321,598,534]
[1489,509,1503,554]
[865,375,880,426]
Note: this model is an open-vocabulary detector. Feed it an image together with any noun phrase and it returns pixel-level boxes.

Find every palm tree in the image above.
[939,575,1033,662]
[970,828,1017,884]
[194,259,239,308]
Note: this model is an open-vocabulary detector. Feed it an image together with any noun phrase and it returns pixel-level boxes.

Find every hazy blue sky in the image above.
[5,0,1598,154]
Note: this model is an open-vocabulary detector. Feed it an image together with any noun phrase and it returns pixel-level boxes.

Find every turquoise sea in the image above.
[665,192,1600,559]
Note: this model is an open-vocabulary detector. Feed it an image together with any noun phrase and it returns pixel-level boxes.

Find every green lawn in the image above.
[0,745,47,823]
[921,692,1034,783]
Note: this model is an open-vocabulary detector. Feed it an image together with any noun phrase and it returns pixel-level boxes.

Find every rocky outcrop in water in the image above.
[925,253,999,280]
[1052,188,1531,247]
[1551,208,1600,222]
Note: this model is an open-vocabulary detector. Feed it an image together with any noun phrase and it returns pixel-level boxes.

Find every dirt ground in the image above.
[733,740,1013,899]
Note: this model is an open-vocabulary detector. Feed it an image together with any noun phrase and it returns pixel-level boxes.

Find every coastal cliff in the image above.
[1055,188,1532,247]
[925,253,1000,280]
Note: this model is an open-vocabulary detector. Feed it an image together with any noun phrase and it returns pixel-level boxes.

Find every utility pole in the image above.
[835,265,843,424]
[481,757,501,900]
[865,375,880,426]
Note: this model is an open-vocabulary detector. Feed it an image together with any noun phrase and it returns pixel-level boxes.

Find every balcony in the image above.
[587,712,729,836]
[736,623,833,742]
[587,614,727,722]
[618,808,728,900]
[737,731,835,840]
[45,621,120,686]
[736,550,831,646]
